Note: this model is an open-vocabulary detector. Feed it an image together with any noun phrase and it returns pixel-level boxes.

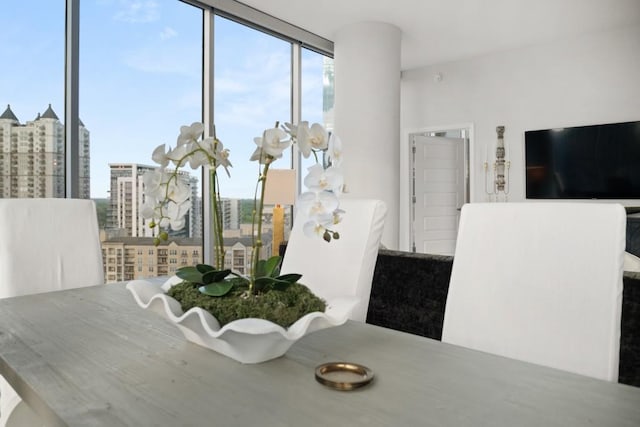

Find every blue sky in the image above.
[0,0,326,199]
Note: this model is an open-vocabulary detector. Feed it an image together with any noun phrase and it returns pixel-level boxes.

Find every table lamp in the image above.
[263,169,296,257]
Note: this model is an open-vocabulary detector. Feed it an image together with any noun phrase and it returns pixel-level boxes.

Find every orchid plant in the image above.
[140,121,344,297]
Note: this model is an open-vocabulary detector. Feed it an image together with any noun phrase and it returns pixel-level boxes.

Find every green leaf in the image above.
[199,281,235,297]
[252,276,273,292]
[263,256,282,277]
[275,273,302,284]
[202,269,231,284]
[196,264,216,274]
[175,266,203,284]
[255,259,267,278]
[253,274,299,292]
[271,279,293,291]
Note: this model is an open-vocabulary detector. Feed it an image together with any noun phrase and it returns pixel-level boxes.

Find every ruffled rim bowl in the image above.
[126,276,358,364]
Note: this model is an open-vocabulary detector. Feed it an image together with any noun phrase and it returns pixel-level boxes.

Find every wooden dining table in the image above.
[0,282,639,426]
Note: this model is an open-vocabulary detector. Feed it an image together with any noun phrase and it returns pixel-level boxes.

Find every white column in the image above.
[334,22,401,249]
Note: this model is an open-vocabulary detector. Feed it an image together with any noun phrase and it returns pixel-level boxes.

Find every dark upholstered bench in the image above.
[366,249,640,387]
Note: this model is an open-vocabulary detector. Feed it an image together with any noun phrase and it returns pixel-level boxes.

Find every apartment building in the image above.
[101,236,201,283]
[101,235,271,283]
[0,104,90,198]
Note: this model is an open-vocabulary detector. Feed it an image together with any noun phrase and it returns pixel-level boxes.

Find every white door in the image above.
[412,135,466,255]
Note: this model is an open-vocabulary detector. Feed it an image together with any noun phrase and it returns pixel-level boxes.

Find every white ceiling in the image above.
[237,0,640,70]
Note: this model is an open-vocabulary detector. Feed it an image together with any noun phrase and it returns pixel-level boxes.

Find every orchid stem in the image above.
[250,161,270,294]
[210,168,224,270]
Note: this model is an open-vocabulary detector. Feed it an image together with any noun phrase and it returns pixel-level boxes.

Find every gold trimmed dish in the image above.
[314,362,374,391]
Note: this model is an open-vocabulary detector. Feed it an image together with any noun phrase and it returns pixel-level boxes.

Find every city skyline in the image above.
[1,0,327,200]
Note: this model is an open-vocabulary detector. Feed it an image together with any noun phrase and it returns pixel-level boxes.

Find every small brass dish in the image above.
[314,362,374,391]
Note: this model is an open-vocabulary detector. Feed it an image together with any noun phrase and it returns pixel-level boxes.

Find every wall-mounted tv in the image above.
[525,121,640,199]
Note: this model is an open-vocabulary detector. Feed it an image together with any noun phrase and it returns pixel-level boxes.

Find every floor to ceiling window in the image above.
[0,0,333,280]
[0,1,65,199]
[212,15,292,271]
[80,0,203,282]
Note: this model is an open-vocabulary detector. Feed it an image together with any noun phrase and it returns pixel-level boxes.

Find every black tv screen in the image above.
[525,121,640,199]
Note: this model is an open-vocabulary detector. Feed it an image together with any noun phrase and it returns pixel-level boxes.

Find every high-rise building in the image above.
[0,104,90,198]
[107,163,201,238]
[221,197,241,230]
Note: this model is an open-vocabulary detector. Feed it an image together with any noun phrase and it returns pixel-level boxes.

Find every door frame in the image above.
[399,123,475,252]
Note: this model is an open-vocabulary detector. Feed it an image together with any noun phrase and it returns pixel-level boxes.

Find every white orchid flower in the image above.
[297,190,340,220]
[140,198,161,220]
[170,216,186,230]
[177,122,204,146]
[262,127,290,158]
[284,121,312,158]
[166,178,190,204]
[303,164,344,195]
[142,121,345,248]
[184,137,210,169]
[332,208,345,225]
[295,123,312,158]
[250,127,291,164]
[166,199,192,231]
[302,214,333,237]
[297,187,343,238]
[211,139,232,177]
[142,169,165,198]
[249,146,268,164]
[151,144,171,169]
[290,122,327,159]
[327,133,343,167]
[308,123,328,151]
[167,142,194,168]
[282,121,308,138]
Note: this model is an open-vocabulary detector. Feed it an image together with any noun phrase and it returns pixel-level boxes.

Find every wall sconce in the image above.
[484,125,511,201]
[263,169,296,256]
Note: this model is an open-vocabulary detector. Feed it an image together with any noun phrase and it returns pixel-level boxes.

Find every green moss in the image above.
[167,279,326,328]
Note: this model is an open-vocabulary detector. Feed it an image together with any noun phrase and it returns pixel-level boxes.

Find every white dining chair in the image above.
[442,202,626,382]
[624,251,640,272]
[0,198,104,427]
[280,198,387,322]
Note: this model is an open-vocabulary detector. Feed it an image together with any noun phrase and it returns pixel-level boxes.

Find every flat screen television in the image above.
[525,120,640,199]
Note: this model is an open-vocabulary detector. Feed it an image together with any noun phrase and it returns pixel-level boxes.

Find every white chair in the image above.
[280,198,387,322]
[624,251,640,272]
[0,198,104,426]
[442,202,626,382]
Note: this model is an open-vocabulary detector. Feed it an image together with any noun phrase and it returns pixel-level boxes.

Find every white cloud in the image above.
[114,0,159,23]
[160,27,178,40]
[213,49,292,127]
[122,45,199,76]
[175,90,201,111]
[214,77,248,94]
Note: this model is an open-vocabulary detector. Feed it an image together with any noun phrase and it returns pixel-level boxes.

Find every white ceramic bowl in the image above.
[126,276,358,364]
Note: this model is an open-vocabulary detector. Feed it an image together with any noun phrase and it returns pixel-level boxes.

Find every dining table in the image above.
[0,282,639,427]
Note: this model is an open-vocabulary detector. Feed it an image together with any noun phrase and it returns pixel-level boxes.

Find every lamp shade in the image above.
[263,169,296,206]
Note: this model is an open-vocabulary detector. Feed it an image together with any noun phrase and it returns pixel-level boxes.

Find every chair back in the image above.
[280,198,387,322]
[0,198,104,298]
[442,202,625,381]
[0,198,104,426]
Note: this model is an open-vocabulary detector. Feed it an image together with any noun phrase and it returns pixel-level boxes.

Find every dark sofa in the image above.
[366,249,640,387]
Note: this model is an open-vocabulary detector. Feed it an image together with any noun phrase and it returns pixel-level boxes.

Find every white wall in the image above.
[401,24,640,210]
